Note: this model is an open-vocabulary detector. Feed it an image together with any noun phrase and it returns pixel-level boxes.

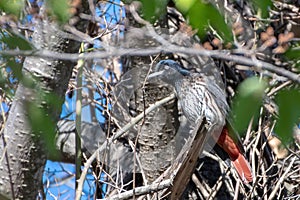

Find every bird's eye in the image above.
[164,65,170,70]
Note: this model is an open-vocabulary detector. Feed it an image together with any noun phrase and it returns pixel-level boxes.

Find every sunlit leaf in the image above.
[0,0,24,16]
[275,89,300,144]
[174,0,232,42]
[231,77,267,133]
[47,0,71,24]
[174,0,196,14]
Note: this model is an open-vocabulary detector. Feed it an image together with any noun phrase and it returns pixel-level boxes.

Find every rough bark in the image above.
[0,3,89,199]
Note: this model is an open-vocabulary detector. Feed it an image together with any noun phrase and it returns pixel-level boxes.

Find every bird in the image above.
[149,59,253,183]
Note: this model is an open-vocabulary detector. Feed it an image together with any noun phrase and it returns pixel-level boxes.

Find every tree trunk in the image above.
[0,2,89,199]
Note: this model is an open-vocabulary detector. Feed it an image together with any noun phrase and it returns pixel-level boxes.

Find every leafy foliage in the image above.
[0,30,35,97]
[285,46,300,68]
[275,89,300,144]
[139,0,168,23]
[231,77,267,133]
[174,0,232,42]
[46,0,71,24]
[0,29,34,50]
[26,100,58,157]
[251,0,272,18]
[0,0,24,16]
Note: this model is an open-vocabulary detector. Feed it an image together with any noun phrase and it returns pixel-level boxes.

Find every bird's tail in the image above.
[231,153,253,183]
[215,127,253,183]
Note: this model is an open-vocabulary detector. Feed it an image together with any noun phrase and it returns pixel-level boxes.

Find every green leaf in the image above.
[5,55,23,80]
[252,0,272,19]
[0,60,15,99]
[231,77,267,133]
[174,0,197,14]
[285,46,300,60]
[275,89,300,144]
[47,0,71,24]
[174,0,233,42]
[44,92,64,111]
[139,0,168,23]
[284,46,300,69]
[0,29,34,50]
[26,101,59,159]
[23,79,64,159]
[0,70,6,93]
[0,0,24,16]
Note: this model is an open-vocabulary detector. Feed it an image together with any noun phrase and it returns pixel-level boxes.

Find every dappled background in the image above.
[0,0,300,199]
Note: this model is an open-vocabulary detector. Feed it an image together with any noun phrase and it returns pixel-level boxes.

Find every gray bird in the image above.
[149,59,253,183]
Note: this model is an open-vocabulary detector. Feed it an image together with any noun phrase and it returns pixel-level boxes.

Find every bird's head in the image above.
[148,60,190,84]
[154,59,190,75]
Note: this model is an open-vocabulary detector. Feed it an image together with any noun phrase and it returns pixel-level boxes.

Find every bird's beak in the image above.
[148,70,165,79]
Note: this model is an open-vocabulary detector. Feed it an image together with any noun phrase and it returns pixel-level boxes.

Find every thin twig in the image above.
[269,156,297,199]
[100,179,171,200]
[75,94,175,200]
[75,44,84,198]
[191,173,209,198]
[0,101,15,200]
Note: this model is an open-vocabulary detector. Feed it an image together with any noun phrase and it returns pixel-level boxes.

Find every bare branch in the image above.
[1,46,299,84]
[100,179,171,200]
[269,156,297,199]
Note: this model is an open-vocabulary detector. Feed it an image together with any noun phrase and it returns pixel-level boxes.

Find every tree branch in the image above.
[1,46,299,84]
[100,179,171,200]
